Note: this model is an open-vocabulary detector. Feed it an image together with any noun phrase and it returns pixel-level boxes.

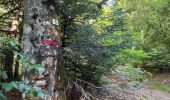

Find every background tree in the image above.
[123,0,170,68]
[52,0,132,84]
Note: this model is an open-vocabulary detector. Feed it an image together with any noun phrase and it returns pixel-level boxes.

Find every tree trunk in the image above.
[22,0,66,99]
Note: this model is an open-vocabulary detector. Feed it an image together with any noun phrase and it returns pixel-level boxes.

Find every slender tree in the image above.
[22,0,66,99]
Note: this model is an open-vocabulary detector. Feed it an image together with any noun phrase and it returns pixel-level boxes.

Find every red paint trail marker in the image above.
[39,40,62,47]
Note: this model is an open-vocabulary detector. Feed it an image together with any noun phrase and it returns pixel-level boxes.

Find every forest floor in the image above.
[106,70,170,100]
[135,86,170,100]
[135,72,170,100]
[129,72,170,100]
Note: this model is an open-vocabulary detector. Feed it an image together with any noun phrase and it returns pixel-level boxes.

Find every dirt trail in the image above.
[135,87,170,100]
[108,74,170,100]
[107,71,170,100]
[134,72,170,100]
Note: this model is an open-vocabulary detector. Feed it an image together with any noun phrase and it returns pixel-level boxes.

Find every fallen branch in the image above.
[73,82,98,100]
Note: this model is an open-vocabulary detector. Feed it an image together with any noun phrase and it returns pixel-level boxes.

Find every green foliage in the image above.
[16,53,45,74]
[0,93,7,100]
[0,71,45,99]
[117,65,149,89]
[144,47,170,68]
[0,34,19,50]
[0,34,45,74]
[0,34,45,99]
[0,81,46,98]
[115,0,170,69]
[0,69,45,99]
[114,49,147,66]
[1,82,13,91]
[0,71,8,80]
[12,82,46,98]
[62,3,132,83]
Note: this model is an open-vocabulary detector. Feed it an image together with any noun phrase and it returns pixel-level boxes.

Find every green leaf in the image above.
[19,83,26,90]
[2,72,8,80]
[12,81,18,89]
[2,83,13,91]
[0,37,5,42]
[0,71,8,80]
[9,41,18,46]
[0,93,7,100]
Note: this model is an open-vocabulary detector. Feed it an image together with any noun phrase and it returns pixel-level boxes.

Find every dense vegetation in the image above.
[0,0,169,99]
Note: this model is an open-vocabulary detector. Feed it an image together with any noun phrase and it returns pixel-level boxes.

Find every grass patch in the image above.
[151,81,170,93]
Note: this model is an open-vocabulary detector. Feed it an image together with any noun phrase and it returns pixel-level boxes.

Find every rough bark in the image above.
[22,0,66,99]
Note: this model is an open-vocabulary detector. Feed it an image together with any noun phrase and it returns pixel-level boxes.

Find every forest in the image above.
[0,0,170,100]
